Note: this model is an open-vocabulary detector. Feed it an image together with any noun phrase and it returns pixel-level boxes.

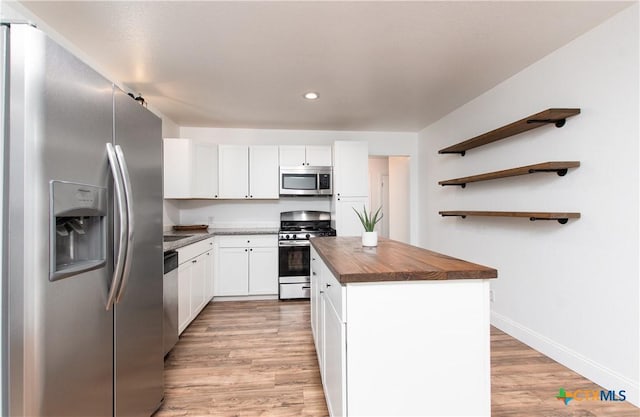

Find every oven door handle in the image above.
[279,241,311,247]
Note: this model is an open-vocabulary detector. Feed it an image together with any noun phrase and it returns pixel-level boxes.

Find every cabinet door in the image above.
[310,248,323,357]
[305,145,332,167]
[192,142,218,198]
[215,247,249,296]
[248,247,278,295]
[249,146,279,199]
[334,196,369,237]
[178,261,192,335]
[333,141,368,197]
[204,250,214,302]
[218,145,249,199]
[279,145,306,166]
[190,255,206,316]
[163,138,191,199]
[324,299,346,417]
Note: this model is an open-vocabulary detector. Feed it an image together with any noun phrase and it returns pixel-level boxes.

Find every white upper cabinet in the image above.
[249,146,279,199]
[163,138,218,199]
[279,145,306,166]
[333,141,368,197]
[305,145,333,166]
[219,145,279,199]
[279,145,332,167]
[218,145,249,199]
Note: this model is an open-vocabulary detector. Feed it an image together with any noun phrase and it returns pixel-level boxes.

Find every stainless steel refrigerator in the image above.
[0,24,164,416]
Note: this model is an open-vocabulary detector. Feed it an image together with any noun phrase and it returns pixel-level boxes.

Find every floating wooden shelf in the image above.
[439,211,580,224]
[438,108,581,156]
[438,161,580,188]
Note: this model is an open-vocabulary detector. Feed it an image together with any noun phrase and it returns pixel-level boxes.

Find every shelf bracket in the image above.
[526,118,566,128]
[528,168,569,176]
[441,214,466,219]
[529,217,569,224]
[441,183,466,188]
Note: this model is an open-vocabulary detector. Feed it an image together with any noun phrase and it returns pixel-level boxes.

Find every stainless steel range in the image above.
[278,211,336,300]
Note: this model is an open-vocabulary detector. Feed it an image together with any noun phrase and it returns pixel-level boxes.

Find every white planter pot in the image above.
[362,231,378,247]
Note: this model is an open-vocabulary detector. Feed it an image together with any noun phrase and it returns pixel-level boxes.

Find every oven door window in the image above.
[282,174,317,190]
[279,246,310,277]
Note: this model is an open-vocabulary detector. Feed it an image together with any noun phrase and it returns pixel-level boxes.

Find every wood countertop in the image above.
[310,237,497,284]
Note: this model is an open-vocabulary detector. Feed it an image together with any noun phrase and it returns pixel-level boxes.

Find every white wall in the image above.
[175,127,419,241]
[418,4,639,406]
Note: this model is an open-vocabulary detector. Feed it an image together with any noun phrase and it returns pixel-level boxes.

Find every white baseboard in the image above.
[491,311,639,407]
[211,295,279,302]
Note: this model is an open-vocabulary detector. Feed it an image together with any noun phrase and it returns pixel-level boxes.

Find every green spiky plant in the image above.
[352,205,383,232]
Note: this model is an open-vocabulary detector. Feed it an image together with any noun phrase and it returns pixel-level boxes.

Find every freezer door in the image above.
[113,88,164,416]
[0,24,7,417]
[6,25,114,416]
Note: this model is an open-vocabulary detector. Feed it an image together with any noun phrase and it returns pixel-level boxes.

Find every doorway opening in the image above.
[368,156,410,243]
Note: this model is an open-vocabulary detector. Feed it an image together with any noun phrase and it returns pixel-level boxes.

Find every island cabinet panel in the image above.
[346,280,490,417]
[324,298,347,417]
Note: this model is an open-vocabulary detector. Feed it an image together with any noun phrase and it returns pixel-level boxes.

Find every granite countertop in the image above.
[163,227,279,252]
[310,236,497,284]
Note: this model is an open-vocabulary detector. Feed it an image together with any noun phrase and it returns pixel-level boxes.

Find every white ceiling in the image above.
[18,1,633,132]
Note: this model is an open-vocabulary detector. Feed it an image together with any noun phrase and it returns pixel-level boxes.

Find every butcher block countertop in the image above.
[310,236,497,284]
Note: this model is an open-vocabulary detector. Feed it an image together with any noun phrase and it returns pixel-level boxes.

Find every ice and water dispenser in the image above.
[49,181,107,281]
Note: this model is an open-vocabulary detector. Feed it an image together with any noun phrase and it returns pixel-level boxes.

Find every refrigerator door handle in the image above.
[114,144,135,303]
[106,143,128,310]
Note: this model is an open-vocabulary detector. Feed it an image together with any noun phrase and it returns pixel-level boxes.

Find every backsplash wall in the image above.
[175,197,331,228]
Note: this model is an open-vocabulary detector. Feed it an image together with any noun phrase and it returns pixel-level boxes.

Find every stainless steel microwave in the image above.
[279,166,332,196]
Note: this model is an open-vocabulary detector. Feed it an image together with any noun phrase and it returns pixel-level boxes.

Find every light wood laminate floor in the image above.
[154,300,638,417]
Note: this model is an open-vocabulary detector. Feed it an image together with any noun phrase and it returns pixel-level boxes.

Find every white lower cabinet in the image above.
[177,261,192,334]
[176,237,215,335]
[204,249,214,301]
[311,246,492,417]
[214,235,278,297]
[310,250,322,354]
[248,246,278,294]
[216,247,250,296]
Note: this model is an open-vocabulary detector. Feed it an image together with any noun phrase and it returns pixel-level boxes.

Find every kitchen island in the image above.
[309,237,497,417]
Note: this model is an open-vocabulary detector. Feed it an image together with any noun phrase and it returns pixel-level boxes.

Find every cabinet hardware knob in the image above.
[192,260,197,263]
[326,283,331,287]
[250,195,253,198]
[312,257,316,261]
[312,272,317,276]
[320,290,324,294]
[250,248,253,251]
[245,195,248,198]
[245,249,248,252]
[214,195,218,198]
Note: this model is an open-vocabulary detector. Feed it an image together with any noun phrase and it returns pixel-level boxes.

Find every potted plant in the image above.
[353,205,383,247]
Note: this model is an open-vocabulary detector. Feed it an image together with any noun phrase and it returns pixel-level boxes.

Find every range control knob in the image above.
[306,234,311,239]
[292,234,297,239]
[285,234,290,239]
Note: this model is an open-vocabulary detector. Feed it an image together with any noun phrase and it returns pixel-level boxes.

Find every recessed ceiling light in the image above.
[303,92,319,100]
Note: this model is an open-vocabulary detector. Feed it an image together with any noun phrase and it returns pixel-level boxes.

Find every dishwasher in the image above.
[163,251,179,356]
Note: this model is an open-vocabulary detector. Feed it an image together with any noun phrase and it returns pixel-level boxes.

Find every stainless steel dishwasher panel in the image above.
[163,251,179,356]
